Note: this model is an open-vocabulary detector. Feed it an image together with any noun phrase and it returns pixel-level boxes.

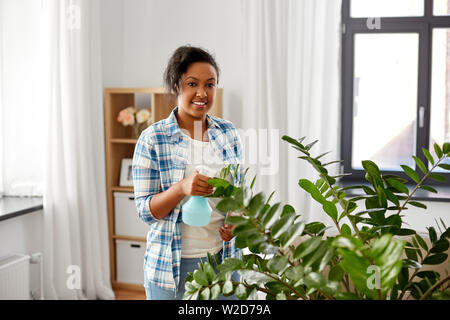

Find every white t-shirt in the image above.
[180,135,230,258]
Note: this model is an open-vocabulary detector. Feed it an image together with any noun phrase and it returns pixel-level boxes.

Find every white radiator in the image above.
[0,252,43,300]
[0,254,31,300]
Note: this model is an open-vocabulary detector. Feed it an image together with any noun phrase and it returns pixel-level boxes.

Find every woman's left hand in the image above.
[218,224,235,242]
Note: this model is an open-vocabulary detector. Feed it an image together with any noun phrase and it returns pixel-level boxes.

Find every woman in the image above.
[132,46,243,300]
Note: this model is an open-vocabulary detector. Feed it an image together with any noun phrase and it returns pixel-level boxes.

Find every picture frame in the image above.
[119,158,134,187]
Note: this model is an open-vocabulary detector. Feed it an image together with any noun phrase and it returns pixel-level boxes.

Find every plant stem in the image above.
[419,275,450,300]
[320,173,363,242]
[396,155,446,216]
[398,249,431,300]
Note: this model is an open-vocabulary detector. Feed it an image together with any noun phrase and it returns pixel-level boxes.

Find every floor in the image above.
[114,288,146,300]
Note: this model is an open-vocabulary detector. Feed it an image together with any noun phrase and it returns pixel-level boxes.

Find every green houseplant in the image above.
[183,136,450,300]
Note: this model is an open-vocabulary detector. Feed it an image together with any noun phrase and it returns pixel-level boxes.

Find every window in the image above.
[341,0,450,187]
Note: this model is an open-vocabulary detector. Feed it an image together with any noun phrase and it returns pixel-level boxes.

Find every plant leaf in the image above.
[409,201,427,209]
[413,156,427,174]
[434,143,443,158]
[401,165,419,183]
[419,185,438,194]
[386,178,410,194]
[422,148,435,165]
[429,173,446,182]
[430,239,449,253]
[294,237,322,259]
[422,253,448,265]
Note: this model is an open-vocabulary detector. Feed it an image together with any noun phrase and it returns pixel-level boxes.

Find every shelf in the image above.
[110,138,138,144]
[111,186,134,192]
[113,235,146,242]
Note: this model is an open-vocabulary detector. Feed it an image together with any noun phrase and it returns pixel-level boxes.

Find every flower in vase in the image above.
[136,109,151,124]
[117,107,136,126]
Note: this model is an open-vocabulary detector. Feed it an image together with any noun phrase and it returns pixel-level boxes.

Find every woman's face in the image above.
[177,62,217,120]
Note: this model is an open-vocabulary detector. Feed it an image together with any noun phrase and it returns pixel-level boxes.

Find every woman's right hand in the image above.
[181,170,214,196]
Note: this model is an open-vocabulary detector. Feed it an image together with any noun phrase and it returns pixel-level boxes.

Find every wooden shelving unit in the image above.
[104,87,223,292]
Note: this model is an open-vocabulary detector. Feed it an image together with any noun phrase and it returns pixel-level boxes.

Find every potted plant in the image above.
[183,136,450,300]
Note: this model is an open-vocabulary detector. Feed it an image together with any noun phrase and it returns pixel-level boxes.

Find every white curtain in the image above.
[242,0,342,224]
[40,0,114,300]
[14,0,114,299]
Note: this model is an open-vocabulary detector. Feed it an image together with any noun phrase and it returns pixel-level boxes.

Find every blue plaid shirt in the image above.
[132,106,243,292]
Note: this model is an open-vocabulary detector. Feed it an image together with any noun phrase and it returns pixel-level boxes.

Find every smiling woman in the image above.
[132,45,244,300]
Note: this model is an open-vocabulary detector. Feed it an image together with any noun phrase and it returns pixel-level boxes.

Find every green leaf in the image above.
[443,142,450,154]
[250,175,257,189]
[304,272,326,288]
[422,148,435,165]
[438,163,450,170]
[193,270,209,287]
[225,215,248,227]
[322,201,338,221]
[285,265,304,282]
[337,248,375,299]
[416,271,440,279]
[218,258,243,273]
[235,284,247,300]
[216,198,240,213]
[276,292,287,300]
[270,212,295,239]
[203,263,216,283]
[409,201,427,209]
[434,143,443,158]
[261,203,281,229]
[429,173,446,182]
[210,284,221,300]
[303,241,329,268]
[280,221,305,249]
[414,234,428,251]
[282,135,306,150]
[341,223,352,236]
[305,139,319,150]
[199,287,210,300]
[386,178,410,194]
[328,264,345,281]
[222,280,234,296]
[401,165,419,183]
[423,253,448,265]
[247,192,264,217]
[430,239,449,253]
[413,156,427,174]
[267,256,289,274]
[427,226,438,244]
[298,179,326,204]
[294,237,322,259]
[266,190,276,205]
[419,185,438,194]
[332,235,364,251]
[384,188,400,207]
[280,204,296,218]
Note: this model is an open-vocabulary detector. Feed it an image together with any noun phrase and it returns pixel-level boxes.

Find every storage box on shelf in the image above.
[104,87,223,292]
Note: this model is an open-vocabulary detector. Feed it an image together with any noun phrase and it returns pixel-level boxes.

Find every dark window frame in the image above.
[341,0,450,188]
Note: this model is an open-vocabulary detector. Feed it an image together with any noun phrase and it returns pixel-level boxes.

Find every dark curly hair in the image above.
[163,45,220,97]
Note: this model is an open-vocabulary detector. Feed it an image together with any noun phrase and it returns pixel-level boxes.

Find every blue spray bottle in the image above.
[182,166,214,227]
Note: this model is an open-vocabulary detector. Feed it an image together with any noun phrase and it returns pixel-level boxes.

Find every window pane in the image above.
[434,0,450,16]
[430,28,450,171]
[351,0,424,17]
[352,34,418,171]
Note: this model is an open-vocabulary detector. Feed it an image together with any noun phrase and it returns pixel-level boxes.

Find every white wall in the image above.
[100,0,245,127]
